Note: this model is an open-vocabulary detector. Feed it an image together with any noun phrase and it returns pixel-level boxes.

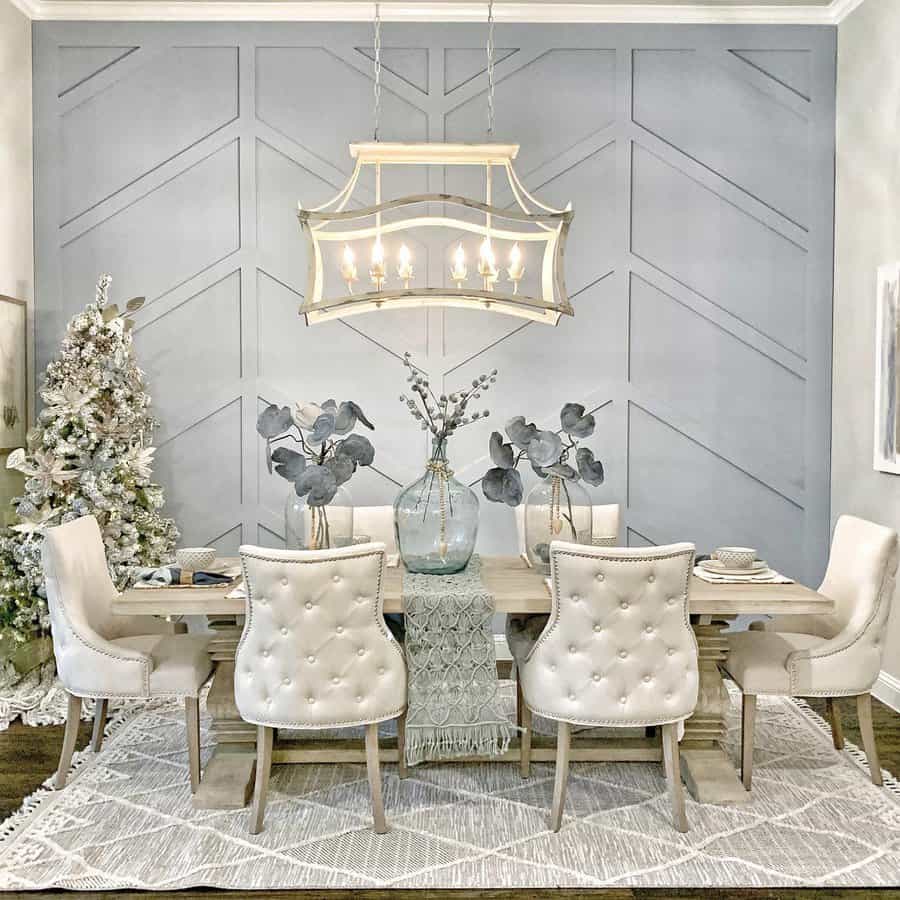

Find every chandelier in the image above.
[296,2,575,327]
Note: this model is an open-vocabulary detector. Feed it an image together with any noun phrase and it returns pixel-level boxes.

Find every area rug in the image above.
[1,684,899,890]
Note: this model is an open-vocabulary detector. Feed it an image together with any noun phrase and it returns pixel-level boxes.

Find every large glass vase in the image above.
[524,475,592,574]
[394,439,479,574]
[284,485,354,550]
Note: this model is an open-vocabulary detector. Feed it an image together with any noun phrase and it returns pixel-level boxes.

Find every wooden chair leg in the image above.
[365,722,388,834]
[741,694,757,791]
[185,696,201,793]
[91,698,108,753]
[515,669,524,729]
[249,725,273,834]
[660,727,670,779]
[396,712,408,778]
[549,721,571,833]
[825,697,844,750]
[55,693,82,790]
[856,693,883,787]
[662,722,688,833]
[520,699,533,778]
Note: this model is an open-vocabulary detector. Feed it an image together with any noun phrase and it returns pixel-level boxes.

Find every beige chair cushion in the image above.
[738,516,898,697]
[353,506,398,555]
[235,543,407,730]
[724,631,822,695]
[749,613,841,640]
[114,634,212,697]
[519,541,699,727]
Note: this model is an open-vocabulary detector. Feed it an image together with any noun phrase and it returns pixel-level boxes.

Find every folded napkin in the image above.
[132,565,238,589]
[226,581,247,600]
[693,565,793,585]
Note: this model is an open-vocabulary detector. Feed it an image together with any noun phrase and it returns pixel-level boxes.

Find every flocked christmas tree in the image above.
[0,275,178,643]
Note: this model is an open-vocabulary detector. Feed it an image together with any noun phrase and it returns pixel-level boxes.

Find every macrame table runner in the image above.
[402,554,515,765]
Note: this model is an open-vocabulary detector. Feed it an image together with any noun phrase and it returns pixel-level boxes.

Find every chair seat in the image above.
[113,634,212,697]
[505,614,548,663]
[725,631,823,695]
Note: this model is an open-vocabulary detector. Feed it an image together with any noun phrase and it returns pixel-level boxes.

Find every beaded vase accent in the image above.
[395,438,479,574]
[523,475,592,574]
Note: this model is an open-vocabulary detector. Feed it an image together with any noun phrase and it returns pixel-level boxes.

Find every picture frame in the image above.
[0,295,27,453]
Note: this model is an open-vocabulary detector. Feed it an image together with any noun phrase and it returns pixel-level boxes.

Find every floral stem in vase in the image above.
[560,477,578,541]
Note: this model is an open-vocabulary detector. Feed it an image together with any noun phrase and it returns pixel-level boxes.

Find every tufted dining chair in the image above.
[508,504,621,726]
[236,542,407,835]
[512,541,698,832]
[725,515,898,790]
[353,505,398,555]
[44,516,212,791]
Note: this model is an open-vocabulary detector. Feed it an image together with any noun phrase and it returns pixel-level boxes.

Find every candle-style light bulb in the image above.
[370,238,386,291]
[507,242,525,293]
[478,237,498,291]
[340,244,358,292]
[397,243,413,289]
[450,242,468,288]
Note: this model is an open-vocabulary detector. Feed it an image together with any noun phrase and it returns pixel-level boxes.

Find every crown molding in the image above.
[21,0,861,26]
[8,0,42,18]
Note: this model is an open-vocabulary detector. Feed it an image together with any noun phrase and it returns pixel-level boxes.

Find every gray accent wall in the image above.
[32,22,836,582]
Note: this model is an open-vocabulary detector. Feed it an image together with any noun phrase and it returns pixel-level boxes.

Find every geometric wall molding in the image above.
[730,49,811,101]
[58,45,138,95]
[33,22,836,582]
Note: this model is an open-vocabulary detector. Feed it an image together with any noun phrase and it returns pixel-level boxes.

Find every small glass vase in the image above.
[394,438,479,574]
[524,475,592,574]
[284,484,354,550]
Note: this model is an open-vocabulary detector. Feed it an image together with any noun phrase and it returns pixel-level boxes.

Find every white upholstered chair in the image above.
[725,514,899,789]
[236,542,407,834]
[508,504,622,713]
[353,505,398,555]
[512,540,698,832]
[45,516,212,790]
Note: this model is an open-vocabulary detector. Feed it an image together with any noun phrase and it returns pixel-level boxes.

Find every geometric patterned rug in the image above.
[1,683,899,890]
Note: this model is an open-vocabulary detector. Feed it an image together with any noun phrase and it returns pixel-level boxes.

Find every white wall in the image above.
[0,0,31,520]
[0,0,32,302]
[834,0,900,702]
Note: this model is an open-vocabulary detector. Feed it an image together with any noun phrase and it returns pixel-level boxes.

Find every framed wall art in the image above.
[0,295,27,452]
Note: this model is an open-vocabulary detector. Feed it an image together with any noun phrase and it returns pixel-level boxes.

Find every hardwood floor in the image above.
[1,697,898,899]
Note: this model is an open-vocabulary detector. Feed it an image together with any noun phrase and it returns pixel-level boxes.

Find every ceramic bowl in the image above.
[714,546,758,569]
[175,547,217,571]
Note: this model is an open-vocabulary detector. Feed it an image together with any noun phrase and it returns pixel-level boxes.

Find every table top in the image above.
[112,555,833,618]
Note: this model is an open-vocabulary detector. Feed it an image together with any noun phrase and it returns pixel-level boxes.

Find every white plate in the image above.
[699,558,768,576]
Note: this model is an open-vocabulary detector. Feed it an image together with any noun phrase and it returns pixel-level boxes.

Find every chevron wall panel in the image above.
[33,23,836,583]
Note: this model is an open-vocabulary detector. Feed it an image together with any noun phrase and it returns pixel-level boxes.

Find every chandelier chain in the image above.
[373,2,382,141]
[487,0,495,136]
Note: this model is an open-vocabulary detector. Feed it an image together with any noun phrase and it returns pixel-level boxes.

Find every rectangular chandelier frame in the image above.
[296,143,575,326]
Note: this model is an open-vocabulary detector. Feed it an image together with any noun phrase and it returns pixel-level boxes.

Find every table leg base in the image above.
[680,746,750,805]
[193,748,256,810]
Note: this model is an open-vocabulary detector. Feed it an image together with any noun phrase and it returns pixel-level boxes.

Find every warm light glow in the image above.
[397,243,413,288]
[340,244,358,292]
[478,237,498,290]
[369,238,386,290]
[450,242,468,287]
[479,238,496,267]
[371,238,385,266]
[507,241,525,293]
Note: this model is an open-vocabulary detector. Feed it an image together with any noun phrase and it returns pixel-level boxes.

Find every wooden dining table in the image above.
[113,555,834,811]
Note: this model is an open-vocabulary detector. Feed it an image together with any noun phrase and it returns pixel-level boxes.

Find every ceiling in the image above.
[11,0,862,28]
